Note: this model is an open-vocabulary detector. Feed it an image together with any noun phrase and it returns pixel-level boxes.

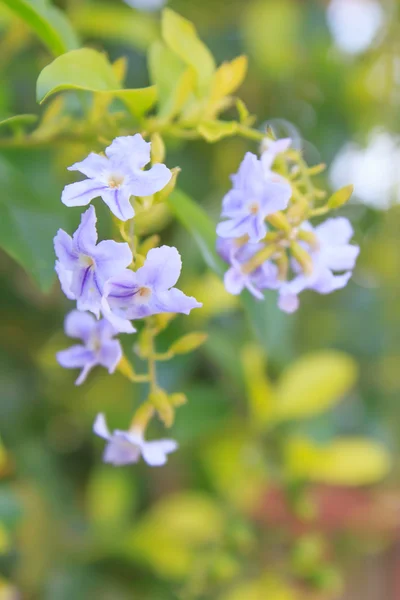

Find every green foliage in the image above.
[1,0,78,56]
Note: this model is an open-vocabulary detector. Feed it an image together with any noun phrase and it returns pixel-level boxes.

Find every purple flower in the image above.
[93,413,178,466]
[57,311,122,385]
[101,246,202,333]
[278,217,360,312]
[217,237,280,300]
[62,135,172,221]
[54,206,132,316]
[216,152,291,242]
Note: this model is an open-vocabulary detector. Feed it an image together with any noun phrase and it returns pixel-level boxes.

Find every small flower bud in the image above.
[290,241,313,275]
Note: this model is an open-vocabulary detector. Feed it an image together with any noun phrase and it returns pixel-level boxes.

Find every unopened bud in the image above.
[290,241,313,275]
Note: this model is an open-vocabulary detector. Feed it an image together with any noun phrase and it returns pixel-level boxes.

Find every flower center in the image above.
[108,173,125,189]
[138,286,152,299]
[79,254,95,268]
[249,201,260,214]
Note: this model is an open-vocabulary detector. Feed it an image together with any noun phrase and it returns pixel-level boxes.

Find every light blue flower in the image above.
[57,311,122,385]
[62,134,172,221]
[217,237,280,300]
[54,206,132,316]
[101,245,202,333]
[278,217,360,312]
[93,413,178,466]
[216,152,291,242]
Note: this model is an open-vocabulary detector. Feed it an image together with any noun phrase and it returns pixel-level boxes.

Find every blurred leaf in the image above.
[0,114,38,132]
[149,41,196,119]
[169,332,207,355]
[285,436,391,486]
[220,573,298,600]
[161,8,215,95]
[0,486,23,530]
[327,184,354,209]
[0,153,73,290]
[241,344,275,427]
[197,120,238,142]
[202,429,267,509]
[1,0,78,56]
[274,351,358,420]
[86,466,136,544]
[243,0,302,78]
[167,188,225,276]
[124,492,223,578]
[36,48,157,117]
[206,56,248,118]
[70,1,158,52]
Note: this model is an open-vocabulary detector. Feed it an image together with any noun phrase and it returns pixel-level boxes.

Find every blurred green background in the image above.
[1,0,400,598]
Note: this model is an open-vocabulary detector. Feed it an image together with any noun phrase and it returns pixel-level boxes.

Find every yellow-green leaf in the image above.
[206,55,248,118]
[285,436,391,486]
[274,351,358,421]
[2,0,78,56]
[0,114,38,132]
[36,48,157,118]
[161,8,215,94]
[169,332,208,355]
[241,345,275,427]
[327,184,354,209]
[197,120,238,142]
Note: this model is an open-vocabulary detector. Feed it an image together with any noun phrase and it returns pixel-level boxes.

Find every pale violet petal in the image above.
[64,310,96,342]
[62,180,107,207]
[150,287,202,315]
[136,246,181,290]
[72,268,102,317]
[129,163,172,197]
[101,187,135,221]
[278,293,300,313]
[93,413,111,440]
[55,261,75,300]
[57,345,94,368]
[224,267,247,296]
[93,241,133,280]
[103,434,141,465]
[68,152,109,178]
[101,297,136,334]
[105,134,151,170]
[54,229,76,268]
[72,205,98,253]
[316,217,354,247]
[259,179,291,217]
[141,439,178,466]
[98,339,123,374]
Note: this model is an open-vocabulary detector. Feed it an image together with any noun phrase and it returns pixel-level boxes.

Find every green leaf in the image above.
[285,436,391,486]
[161,8,215,95]
[0,114,38,132]
[275,351,358,421]
[327,184,354,209]
[197,120,238,142]
[167,189,294,363]
[148,41,196,119]
[1,0,79,56]
[167,188,225,276]
[0,151,76,291]
[70,1,158,52]
[36,48,157,118]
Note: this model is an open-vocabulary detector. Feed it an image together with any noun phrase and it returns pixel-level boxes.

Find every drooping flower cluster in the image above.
[55,135,201,467]
[217,138,360,312]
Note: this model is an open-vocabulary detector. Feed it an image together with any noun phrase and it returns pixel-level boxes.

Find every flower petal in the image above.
[141,439,178,466]
[72,205,98,253]
[101,297,136,334]
[150,287,202,315]
[98,339,122,374]
[103,434,141,465]
[259,179,291,216]
[136,246,182,290]
[64,310,96,342]
[316,217,354,247]
[93,240,133,280]
[321,244,359,272]
[93,413,111,440]
[105,134,151,170]
[278,292,299,313]
[68,152,109,178]
[312,269,352,294]
[129,163,172,197]
[62,179,107,207]
[101,187,135,221]
[55,261,75,299]
[54,229,76,268]
[224,266,247,296]
[72,267,102,317]
[57,344,93,368]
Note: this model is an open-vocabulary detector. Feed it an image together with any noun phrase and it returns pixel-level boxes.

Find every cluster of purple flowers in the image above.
[54,135,201,466]
[216,139,359,312]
